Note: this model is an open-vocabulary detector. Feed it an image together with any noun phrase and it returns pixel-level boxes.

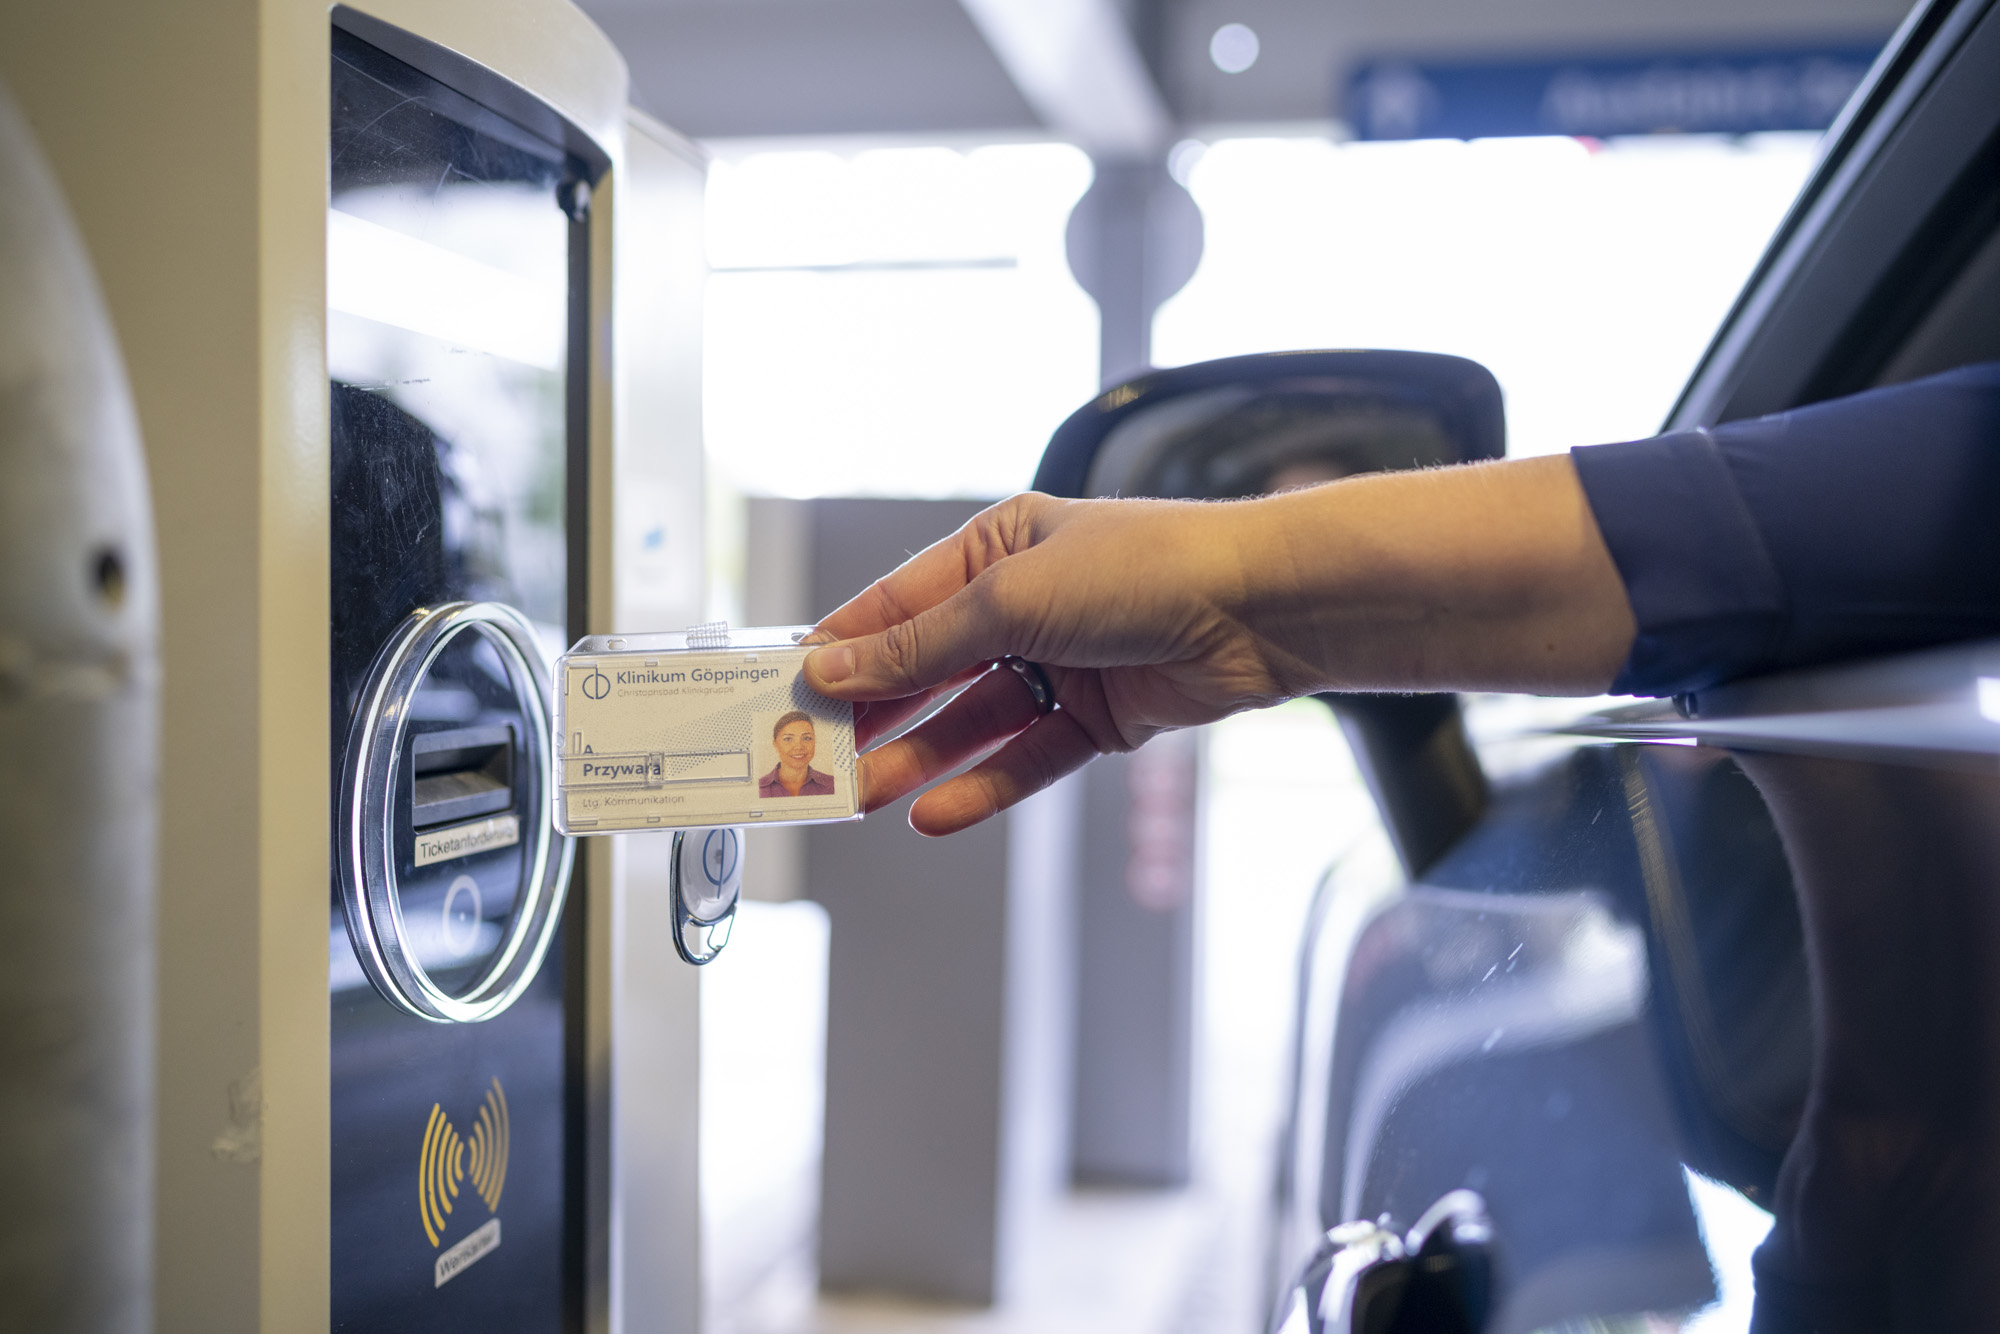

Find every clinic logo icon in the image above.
[418,1077,510,1248]
[582,668,611,700]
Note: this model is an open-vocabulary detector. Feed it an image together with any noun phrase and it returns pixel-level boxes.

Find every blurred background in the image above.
[575,1,1907,1329]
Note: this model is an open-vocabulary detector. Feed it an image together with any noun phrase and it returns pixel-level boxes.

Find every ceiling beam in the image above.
[956,0,1172,156]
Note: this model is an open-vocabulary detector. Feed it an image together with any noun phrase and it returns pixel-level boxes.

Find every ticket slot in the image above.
[411,724,515,828]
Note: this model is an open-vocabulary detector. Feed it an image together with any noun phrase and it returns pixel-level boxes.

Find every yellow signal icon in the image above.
[467,1080,509,1212]
[418,1078,510,1248]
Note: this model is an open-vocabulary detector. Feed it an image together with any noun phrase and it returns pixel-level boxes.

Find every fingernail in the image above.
[809,644,855,684]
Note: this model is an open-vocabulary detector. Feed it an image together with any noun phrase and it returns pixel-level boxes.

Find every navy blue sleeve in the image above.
[1571,362,2000,697]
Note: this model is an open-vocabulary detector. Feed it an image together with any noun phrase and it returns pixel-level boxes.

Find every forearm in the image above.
[809,455,1637,833]
[1218,454,1636,696]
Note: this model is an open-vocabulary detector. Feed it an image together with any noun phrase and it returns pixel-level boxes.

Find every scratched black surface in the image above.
[330,27,577,1332]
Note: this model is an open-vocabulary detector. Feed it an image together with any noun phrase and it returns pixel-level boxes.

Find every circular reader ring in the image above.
[339,601,574,1023]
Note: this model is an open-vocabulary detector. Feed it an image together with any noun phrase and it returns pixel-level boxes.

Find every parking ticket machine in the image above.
[326,15,596,1322]
[0,1,708,1327]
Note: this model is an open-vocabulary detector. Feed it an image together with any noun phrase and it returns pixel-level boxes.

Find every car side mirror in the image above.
[1033,350,1500,876]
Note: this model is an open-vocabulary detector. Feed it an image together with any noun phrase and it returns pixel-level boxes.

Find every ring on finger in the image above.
[998,655,1056,716]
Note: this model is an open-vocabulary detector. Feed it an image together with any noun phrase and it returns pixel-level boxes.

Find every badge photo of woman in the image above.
[760,710,835,798]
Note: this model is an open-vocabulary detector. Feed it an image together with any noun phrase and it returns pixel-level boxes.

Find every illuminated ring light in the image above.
[419,1078,510,1246]
[339,601,574,1022]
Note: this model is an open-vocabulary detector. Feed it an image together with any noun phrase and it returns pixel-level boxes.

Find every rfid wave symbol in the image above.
[418,1078,510,1247]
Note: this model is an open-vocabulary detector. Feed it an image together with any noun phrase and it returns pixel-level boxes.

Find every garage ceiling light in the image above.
[1211,23,1260,75]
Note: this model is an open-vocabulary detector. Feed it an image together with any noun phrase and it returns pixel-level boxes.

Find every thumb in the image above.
[804,585,1011,700]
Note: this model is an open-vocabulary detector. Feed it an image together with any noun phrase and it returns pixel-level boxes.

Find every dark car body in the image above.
[1265,0,2000,1329]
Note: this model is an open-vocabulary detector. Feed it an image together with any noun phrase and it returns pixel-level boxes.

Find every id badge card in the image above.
[552,623,861,835]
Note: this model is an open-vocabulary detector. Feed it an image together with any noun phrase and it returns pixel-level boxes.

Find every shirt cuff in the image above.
[1572,430,1787,696]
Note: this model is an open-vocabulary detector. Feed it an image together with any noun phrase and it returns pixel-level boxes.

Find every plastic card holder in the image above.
[552,623,861,834]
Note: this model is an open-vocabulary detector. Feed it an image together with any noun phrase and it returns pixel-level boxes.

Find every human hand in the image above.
[803,491,1292,836]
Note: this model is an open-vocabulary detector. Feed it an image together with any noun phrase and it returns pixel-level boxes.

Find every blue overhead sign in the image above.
[1345,44,1886,141]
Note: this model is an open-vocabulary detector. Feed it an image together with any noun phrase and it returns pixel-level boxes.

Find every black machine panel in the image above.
[328,25,585,1330]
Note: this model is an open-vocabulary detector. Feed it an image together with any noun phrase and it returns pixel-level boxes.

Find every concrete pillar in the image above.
[779,498,1083,1304]
[1064,157,1203,388]
[1071,733,1200,1186]
[811,781,1079,1303]
[1060,158,1208,1186]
